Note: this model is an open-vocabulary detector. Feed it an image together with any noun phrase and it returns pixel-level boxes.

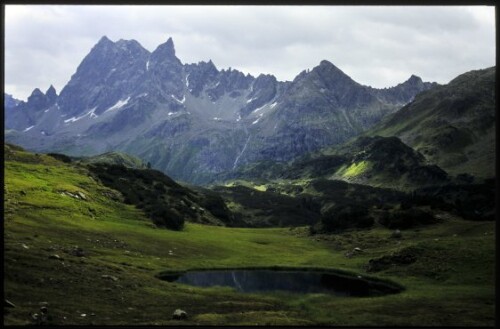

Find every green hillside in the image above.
[368,66,495,178]
[77,151,148,169]
[216,135,451,191]
[3,144,495,326]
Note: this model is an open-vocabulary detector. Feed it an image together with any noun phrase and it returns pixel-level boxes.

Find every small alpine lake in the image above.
[157,267,404,297]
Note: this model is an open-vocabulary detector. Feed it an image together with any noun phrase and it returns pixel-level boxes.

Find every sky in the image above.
[4,5,496,101]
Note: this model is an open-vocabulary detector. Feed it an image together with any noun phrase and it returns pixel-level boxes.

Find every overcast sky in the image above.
[5,5,496,101]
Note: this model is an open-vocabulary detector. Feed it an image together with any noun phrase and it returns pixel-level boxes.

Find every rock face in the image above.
[5,36,436,184]
[4,93,20,111]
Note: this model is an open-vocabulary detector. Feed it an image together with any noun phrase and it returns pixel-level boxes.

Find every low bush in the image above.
[87,163,186,230]
[149,204,184,231]
[47,153,72,163]
[318,204,374,233]
[379,207,438,229]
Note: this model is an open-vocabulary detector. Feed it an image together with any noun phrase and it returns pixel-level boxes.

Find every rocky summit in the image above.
[5,36,436,184]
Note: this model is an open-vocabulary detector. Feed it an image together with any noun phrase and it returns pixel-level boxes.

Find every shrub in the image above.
[319,204,374,233]
[150,204,184,231]
[154,182,166,193]
[88,163,186,230]
[379,207,438,229]
[200,195,231,221]
[47,153,72,163]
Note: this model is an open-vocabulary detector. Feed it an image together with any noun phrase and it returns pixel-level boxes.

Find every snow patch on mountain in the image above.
[104,97,130,113]
[64,107,99,123]
[23,125,35,132]
[171,95,185,104]
[89,107,98,118]
[253,104,267,113]
[233,135,251,169]
[252,113,264,125]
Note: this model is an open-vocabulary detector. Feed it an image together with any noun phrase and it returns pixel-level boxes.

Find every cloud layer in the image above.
[5,5,495,100]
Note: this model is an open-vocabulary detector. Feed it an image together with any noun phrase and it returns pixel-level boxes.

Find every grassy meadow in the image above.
[3,145,495,326]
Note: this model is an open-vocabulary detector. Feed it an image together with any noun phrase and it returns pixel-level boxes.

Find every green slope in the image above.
[77,151,148,169]
[220,135,451,191]
[3,143,495,326]
[368,66,495,178]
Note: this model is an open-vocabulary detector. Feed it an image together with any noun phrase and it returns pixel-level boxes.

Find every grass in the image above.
[3,146,496,326]
[338,160,372,178]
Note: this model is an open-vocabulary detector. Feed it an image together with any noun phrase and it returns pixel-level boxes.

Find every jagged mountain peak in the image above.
[97,35,113,44]
[152,36,177,59]
[45,85,57,103]
[318,59,339,69]
[198,59,218,72]
[115,39,148,53]
[4,93,20,108]
[45,85,57,96]
[207,59,217,69]
[405,74,424,85]
[314,60,354,80]
[93,35,115,52]
[256,73,277,80]
[292,60,356,88]
[30,88,44,98]
[316,60,344,74]
[165,37,174,47]
[87,36,149,60]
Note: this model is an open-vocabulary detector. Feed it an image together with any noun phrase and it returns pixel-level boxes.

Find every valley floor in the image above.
[3,150,496,326]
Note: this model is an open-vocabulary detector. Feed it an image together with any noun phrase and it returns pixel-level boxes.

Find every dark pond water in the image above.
[159,269,402,297]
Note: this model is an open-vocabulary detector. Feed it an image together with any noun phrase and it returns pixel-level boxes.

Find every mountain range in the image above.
[5,36,436,184]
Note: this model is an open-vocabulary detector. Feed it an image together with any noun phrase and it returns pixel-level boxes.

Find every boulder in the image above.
[391,229,402,239]
[172,309,187,320]
[101,275,119,281]
[344,251,353,258]
[366,246,421,272]
[70,247,85,257]
[76,191,87,200]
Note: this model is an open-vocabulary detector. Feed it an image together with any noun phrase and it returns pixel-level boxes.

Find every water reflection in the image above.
[162,269,400,296]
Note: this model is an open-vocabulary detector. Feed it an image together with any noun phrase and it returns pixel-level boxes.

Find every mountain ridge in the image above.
[5,36,437,184]
[367,66,495,178]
